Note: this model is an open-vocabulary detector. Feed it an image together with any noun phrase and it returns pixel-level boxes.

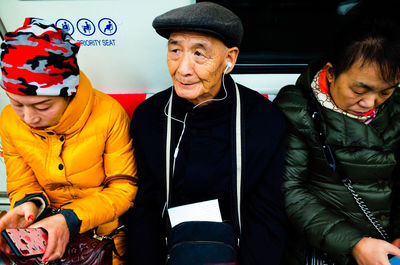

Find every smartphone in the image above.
[390,256,400,265]
[1,228,48,257]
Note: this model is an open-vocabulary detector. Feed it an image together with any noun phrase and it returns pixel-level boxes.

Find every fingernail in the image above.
[28,215,34,222]
[42,257,48,263]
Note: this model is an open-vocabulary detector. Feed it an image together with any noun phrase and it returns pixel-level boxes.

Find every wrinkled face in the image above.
[167,31,237,105]
[327,60,399,115]
[7,92,70,129]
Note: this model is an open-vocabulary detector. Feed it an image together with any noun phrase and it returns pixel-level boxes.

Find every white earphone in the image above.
[225,62,232,73]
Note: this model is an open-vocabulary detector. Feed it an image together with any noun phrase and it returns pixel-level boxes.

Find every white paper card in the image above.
[168,199,222,228]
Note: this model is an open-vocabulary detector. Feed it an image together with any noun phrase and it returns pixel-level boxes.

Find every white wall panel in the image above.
[0,0,194,198]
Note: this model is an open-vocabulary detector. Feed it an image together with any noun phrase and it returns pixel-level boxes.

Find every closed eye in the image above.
[380,89,394,96]
[36,107,50,111]
[352,90,365,95]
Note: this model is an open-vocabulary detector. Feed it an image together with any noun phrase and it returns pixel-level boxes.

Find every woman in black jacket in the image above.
[274,3,400,265]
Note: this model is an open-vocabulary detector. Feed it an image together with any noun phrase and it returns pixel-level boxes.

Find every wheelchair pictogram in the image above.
[98,18,117,36]
[56,19,74,35]
[77,18,95,36]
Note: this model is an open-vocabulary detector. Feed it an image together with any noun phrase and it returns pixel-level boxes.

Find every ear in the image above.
[325,62,335,84]
[224,47,239,74]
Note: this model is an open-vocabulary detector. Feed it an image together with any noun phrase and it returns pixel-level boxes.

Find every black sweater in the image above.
[125,75,287,265]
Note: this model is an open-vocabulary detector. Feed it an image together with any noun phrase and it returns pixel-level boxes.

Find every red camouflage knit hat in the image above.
[0,17,80,96]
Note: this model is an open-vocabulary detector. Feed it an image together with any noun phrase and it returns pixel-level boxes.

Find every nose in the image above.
[23,107,40,125]
[358,94,377,110]
[176,53,194,76]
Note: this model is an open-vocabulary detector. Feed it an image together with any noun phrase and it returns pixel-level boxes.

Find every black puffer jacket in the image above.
[274,61,400,265]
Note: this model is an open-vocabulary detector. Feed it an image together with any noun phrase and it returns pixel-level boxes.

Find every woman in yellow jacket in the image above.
[0,18,137,264]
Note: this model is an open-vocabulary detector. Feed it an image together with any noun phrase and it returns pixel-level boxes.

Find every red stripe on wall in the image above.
[108,93,270,120]
[108,94,147,119]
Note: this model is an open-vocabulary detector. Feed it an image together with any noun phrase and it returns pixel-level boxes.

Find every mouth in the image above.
[176,80,197,88]
[351,109,374,116]
[352,111,366,115]
[30,126,46,130]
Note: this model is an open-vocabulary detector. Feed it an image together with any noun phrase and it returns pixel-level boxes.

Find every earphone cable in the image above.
[172,112,188,176]
[192,69,228,109]
[165,66,230,174]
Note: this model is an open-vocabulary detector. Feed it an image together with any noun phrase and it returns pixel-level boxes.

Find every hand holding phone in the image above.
[1,228,48,257]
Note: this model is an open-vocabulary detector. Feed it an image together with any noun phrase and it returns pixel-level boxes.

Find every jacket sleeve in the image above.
[124,106,167,265]
[62,102,138,233]
[124,172,167,265]
[0,111,50,210]
[239,129,287,265]
[283,126,365,264]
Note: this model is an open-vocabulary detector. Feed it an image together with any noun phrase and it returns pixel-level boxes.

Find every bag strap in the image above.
[103,174,138,187]
[165,89,173,212]
[234,82,243,236]
[165,82,242,239]
[307,99,389,241]
[93,225,125,258]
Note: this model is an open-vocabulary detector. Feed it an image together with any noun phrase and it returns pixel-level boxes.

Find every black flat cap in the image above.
[152,2,243,48]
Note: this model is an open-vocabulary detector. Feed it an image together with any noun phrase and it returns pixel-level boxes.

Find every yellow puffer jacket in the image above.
[0,72,138,236]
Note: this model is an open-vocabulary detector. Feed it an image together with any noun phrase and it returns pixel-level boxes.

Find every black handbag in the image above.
[1,231,114,265]
[304,245,336,265]
[164,82,243,265]
[167,221,237,265]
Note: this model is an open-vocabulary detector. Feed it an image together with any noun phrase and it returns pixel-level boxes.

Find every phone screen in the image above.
[390,256,400,265]
[1,228,47,257]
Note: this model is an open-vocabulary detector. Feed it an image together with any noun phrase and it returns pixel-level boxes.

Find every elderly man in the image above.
[125,2,287,264]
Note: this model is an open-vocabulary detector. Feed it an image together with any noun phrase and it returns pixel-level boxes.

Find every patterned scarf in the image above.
[311,67,377,124]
